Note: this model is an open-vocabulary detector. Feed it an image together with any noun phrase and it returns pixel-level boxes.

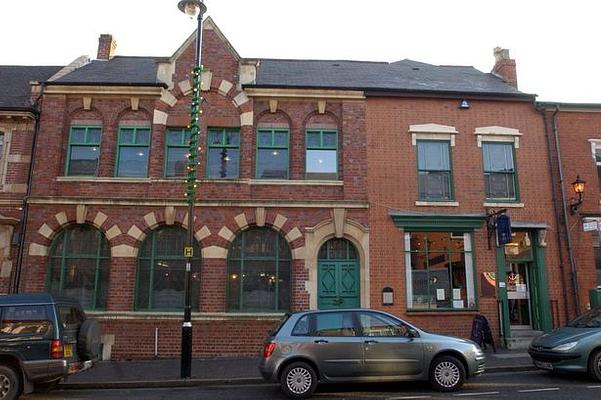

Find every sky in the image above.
[1,0,599,103]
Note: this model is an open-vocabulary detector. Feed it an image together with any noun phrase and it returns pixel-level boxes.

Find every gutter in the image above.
[550,106,581,315]
[243,84,535,101]
[536,105,570,324]
[10,83,46,294]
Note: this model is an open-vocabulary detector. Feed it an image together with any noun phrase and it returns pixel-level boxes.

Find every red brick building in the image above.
[17,20,369,359]
[0,65,61,293]
[537,103,601,316]
[5,21,597,358]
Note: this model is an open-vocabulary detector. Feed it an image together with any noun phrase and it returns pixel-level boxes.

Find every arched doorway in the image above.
[318,238,360,309]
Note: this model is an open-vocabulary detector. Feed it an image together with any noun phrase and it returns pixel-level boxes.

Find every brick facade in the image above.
[6,20,599,359]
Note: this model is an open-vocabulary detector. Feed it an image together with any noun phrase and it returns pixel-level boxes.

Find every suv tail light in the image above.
[263,342,276,358]
[50,339,64,359]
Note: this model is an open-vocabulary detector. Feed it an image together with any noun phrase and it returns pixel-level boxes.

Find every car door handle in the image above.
[364,340,379,344]
[314,339,329,344]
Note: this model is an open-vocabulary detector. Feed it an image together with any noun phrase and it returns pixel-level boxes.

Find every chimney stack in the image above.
[492,47,518,88]
[97,34,117,60]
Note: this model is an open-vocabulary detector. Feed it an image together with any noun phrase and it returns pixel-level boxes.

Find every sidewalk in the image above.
[60,349,534,390]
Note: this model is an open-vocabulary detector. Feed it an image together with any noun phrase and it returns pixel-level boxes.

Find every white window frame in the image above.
[404,232,475,310]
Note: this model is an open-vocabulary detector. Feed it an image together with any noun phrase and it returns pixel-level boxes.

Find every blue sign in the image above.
[496,214,512,245]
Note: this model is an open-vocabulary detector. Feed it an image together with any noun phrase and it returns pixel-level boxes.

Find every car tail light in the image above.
[263,342,276,358]
[50,339,64,359]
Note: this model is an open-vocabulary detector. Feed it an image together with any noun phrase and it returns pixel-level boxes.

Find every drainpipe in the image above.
[550,106,581,315]
[10,82,45,294]
[537,106,570,324]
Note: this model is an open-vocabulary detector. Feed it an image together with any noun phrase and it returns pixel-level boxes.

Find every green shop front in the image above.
[390,211,552,347]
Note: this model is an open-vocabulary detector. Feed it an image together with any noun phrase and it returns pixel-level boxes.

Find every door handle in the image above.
[314,339,329,344]
[364,340,379,344]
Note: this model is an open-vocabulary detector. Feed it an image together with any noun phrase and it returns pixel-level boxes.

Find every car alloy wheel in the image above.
[286,367,312,395]
[430,355,465,392]
[0,374,9,398]
[434,360,461,388]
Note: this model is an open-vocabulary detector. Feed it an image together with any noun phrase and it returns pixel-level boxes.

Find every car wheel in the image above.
[429,355,466,392]
[280,362,317,399]
[77,318,102,361]
[0,365,21,400]
[589,350,601,381]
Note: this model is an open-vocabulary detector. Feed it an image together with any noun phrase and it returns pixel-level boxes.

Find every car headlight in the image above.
[552,341,578,352]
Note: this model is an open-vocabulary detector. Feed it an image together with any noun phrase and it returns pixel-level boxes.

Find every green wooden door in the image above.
[318,260,360,309]
[317,238,360,309]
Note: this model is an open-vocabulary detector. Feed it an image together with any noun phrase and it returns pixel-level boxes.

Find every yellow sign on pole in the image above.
[184,246,193,257]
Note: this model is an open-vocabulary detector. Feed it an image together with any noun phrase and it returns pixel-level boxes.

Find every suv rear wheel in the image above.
[429,355,465,392]
[0,365,21,400]
[77,319,102,361]
[280,362,317,399]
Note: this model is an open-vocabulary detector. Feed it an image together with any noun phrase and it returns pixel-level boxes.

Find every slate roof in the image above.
[50,56,167,87]
[4,56,532,100]
[0,66,62,110]
[250,58,532,98]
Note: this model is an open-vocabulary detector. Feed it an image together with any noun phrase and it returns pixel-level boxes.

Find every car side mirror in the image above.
[407,328,419,338]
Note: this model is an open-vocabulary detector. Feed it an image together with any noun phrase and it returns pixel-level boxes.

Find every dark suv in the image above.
[0,294,102,400]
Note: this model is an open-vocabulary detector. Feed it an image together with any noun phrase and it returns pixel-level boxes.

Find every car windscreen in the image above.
[567,308,601,328]
[269,314,291,336]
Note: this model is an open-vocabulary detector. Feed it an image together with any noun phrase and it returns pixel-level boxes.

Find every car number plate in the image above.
[534,360,553,370]
[64,344,73,358]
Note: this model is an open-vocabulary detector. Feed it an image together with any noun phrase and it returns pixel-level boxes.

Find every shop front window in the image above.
[404,232,475,310]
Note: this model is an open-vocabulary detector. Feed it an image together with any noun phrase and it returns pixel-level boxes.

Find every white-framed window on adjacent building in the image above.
[588,140,601,193]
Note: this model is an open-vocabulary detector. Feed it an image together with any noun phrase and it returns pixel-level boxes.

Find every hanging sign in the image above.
[496,214,512,245]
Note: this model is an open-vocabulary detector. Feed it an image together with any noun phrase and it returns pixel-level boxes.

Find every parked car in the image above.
[259,309,485,399]
[0,294,102,400]
[529,307,601,380]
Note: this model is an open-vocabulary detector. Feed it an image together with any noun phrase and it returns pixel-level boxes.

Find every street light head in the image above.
[178,0,206,19]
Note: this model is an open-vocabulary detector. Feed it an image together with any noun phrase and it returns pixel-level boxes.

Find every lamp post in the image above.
[177,0,207,379]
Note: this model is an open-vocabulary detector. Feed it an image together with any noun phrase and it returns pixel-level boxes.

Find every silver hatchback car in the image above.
[259,309,485,398]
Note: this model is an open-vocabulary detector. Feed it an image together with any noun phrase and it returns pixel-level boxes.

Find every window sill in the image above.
[86,311,285,320]
[406,309,478,314]
[415,201,459,207]
[57,176,151,183]
[56,177,344,186]
[251,179,343,186]
[483,201,524,208]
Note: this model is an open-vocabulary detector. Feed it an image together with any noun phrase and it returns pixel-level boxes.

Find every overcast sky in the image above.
[1,0,598,103]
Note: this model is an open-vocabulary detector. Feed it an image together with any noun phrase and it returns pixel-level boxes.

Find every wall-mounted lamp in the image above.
[382,287,394,305]
[459,99,470,109]
[570,175,586,214]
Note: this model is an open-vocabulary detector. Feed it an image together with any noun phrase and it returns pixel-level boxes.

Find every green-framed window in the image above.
[404,231,476,311]
[305,129,338,180]
[417,140,453,201]
[47,225,109,310]
[207,128,240,179]
[256,129,289,179]
[483,142,518,201]
[66,126,102,176]
[135,226,201,311]
[116,127,150,177]
[165,128,191,178]
[227,228,291,312]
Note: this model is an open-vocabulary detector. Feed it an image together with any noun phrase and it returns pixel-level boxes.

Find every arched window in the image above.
[47,225,110,310]
[136,226,200,311]
[227,228,291,312]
